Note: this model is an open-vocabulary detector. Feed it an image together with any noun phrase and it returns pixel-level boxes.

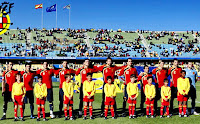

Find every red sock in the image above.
[14,108,17,118]
[151,105,154,116]
[84,106,87,116]
[69,106,72,117]
[89,106,93,117]
[42,107,45,118]
[37,107,41,118]
[20,107,23,118]
[160,106,164,116]
[110,107,114,117]
[166,106,169,115]
[183,105,187,115]
[64,107,68,117]
[146,105,149,115]
[179,105,182,114]
[132,105,135,116]
[104,107,108,117]
[129,105,132,116]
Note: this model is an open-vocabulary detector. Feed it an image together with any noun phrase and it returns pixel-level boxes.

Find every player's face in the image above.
[66,76,71,82]
[87,75,92,81]
[181,72,186,78]
[144,67,149,73]
[43,62,48,69]
[164,81,168,86]
[106,59,112,65]
[148,78,152,84]
[38,78,42,82]
[62,61,67,68]
[84,60,90,66]
[173,60,178,66]
[16,75,21,81]
[8,62,13,70]
[107,79,112,84]
[130,77,136,83]
[25,65,31,72]
[188,62,193,68]
[159,62,164,68]
[127,59,132,66]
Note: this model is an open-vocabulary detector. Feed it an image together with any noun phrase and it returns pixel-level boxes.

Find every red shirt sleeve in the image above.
[152,68,156,74]
[76,68,81,75]
[92,65,99,73]
[168,68,171,76]
[20,71,24,76]
[36,69,41,75]
[54,69,60,75]
[2,71,5,81]
[137,75,142,81]
[118,67,124,76]
[115,65,123,70]
[135,68,138,77]
[97,65,104,72]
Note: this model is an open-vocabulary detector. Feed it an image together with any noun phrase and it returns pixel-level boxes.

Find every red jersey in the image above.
[98,65,122,84]
[76,66,98,84]
[118,66,138,85]
[54,68,76,88]
[2,70,19,92]
[152,68,168,88]
[168,66,182,87]
[137,72,152,91]
[36,69,55,89]
[20,71,36,91]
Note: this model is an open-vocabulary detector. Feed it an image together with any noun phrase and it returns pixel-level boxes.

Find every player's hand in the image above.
[111,96,114,99]
[130,97,133,100]
[139,72,143,76]
[133,97,136,100]
[165,98,168,101]
[2,92,4,96]
[69,96,72,100]
[21,97,24,102]
[13,99,15,102]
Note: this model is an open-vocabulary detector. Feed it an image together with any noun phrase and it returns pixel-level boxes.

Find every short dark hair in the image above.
[106,57,112,61]
[62,61,67,64]
[164,79,168,83]
[38,75,42,79]
[127,58,132,61]
[87,73,93,77]
[147,76,153,80]
[144,65,149,69]
[16,73,21,76]
[130,74,136,78]
[173,58,178,61]
[25,63,31,67]
[181,70,186,74]
[64,74,71,78]
[107,76,112,80]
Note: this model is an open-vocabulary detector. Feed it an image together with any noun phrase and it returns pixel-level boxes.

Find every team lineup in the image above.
[1,58,198,121]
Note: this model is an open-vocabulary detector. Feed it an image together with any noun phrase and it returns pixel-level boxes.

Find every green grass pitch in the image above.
[0,82,200,124]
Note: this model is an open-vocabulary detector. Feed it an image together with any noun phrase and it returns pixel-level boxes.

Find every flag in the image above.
[63,4,70,9]
[46,4,56,12]
[35,4,43,9]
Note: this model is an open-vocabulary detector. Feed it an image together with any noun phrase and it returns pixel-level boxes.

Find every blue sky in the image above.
[3,0,200,30]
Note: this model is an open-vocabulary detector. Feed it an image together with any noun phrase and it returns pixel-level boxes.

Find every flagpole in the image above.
[41,5,43,30]
[69,7,70,29]
[56,4,57,29]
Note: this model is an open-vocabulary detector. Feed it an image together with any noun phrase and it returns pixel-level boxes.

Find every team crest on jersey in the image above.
[83,70,86,74]
[7,73,10,77]
[126,71,129,74]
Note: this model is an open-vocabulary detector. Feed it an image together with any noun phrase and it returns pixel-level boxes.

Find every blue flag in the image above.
[46,4,56,12]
